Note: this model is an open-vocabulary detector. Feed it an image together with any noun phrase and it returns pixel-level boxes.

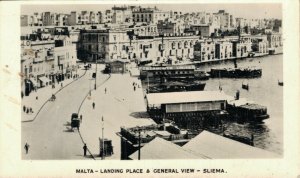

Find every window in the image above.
[140,44,143,49]
[113,35,116,41]
[150,44,152,48]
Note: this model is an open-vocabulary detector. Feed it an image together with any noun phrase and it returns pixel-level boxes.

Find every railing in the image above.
[33,57,43,63]
[46,55,54,61]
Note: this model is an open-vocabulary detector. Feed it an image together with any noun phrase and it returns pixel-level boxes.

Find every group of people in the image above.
[24,142,89,157]
[132,82,140,91]
[23,105,33,114]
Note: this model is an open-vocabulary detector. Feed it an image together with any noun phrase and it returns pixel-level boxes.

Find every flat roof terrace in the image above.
[147,91,230,106]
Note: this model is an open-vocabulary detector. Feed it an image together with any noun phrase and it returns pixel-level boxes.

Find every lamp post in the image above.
[94,55,97,90]
[101,116,105,160]
[137,126,141,160]
[89,71,91,96]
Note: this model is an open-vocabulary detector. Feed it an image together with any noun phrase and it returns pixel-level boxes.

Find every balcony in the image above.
[33,57,44,63]
[159,44,165,51]
[46,55,54,61]
[127,46,134,53]
[143,45,150,52]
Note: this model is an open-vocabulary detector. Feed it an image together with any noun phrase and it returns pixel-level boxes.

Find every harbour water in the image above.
[198,54,283,155]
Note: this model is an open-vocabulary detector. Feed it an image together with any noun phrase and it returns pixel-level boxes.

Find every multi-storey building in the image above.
[213,10,231,29]
[101,10,113,24]
[21,15,29,27]
[193,41,215,62]
[21,31,77,91]
[232,41,252,58]
[68,11,77,26]
[132,6,169,24]
[215,41,233,60]
[42,12,52,26]
[266,32,282,48]
[112,6,132,24]
[190,25,215,37]
[132,24,158,36]
[31,12,43,26]
[79,28,199,63]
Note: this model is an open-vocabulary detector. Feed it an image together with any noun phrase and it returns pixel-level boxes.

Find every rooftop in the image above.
[183,131,279,159]
[147,91,229,106]
[129,137,205,160]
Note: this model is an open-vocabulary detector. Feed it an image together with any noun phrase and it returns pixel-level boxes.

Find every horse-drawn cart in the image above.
[71,113,80,130]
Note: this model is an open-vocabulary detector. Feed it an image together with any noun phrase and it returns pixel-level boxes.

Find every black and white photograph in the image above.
[0,0,299,177]
[20,3,284,160]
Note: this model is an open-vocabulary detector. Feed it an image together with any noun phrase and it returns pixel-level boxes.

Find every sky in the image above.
[21,3,282,19]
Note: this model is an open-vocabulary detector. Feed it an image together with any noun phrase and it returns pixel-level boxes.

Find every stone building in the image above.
[79,28,199,63]
[215,41,233,60]
[193,41,215,62]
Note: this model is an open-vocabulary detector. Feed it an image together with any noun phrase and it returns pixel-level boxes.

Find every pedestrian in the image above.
[92,102,95,109]
[83,143,87,156]
[21,91,24,99]
[24,142,29,154]
[26,108,29,114]
[61,83,63,88]
[30,108,33,113]
[36,96,38,100]
[105,88,107,94]
[134,86,136,91]
[80,115,82,123]
[23,105,26,112]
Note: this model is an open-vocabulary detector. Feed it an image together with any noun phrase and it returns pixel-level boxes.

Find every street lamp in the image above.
[101,116,105,160]
[89,71,91,96]
[137,126,141,160]
[94,55,97,90]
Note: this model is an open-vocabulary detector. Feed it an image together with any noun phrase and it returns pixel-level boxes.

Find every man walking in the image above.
[83,143,87,156]
[105,88,107,94]
[92,102,95,109]
[24,142,29,154]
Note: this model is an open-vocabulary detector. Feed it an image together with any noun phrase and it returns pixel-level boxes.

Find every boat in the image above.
[209,67,262,78]
[223,133,254,146]
[194,69,210,80]
[226,103,269,123]
[148,81,206,93]
[278,80,284,86]
[242,82,249,90]
[140,64,204,81]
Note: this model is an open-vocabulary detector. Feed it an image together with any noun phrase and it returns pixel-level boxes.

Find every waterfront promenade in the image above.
[78,72,155,159]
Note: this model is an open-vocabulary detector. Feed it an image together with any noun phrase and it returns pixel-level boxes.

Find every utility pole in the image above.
[138,127,141,160]
[89,71,91,96]
[94,56,97,90]
[101,116,105,160]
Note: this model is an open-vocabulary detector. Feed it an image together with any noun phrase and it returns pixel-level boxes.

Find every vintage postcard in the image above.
[0,0,299,177]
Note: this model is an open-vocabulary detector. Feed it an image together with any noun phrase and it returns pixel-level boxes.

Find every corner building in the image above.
[79,29,200,63]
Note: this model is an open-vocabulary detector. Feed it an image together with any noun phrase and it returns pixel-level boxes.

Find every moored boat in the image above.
[209,67,262,78]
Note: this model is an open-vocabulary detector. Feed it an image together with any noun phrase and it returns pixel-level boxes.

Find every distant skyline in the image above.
[21,3,282,19]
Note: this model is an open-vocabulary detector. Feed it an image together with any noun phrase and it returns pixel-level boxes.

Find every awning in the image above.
[140,58,152,62]
[29,79,38,87]
[38,76,51,84]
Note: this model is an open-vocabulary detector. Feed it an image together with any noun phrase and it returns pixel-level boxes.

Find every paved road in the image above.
[79,73,155,160]
[21,69,107,160]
